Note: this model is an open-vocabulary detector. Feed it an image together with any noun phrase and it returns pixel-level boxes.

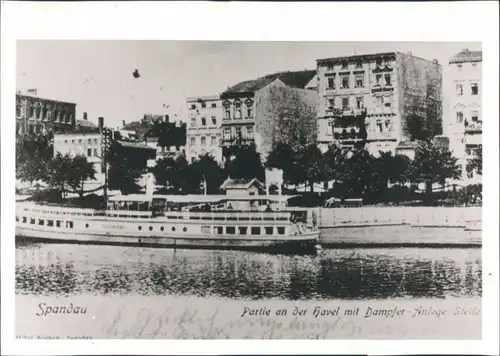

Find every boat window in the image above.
[265,227,273,235]
[251,227,261,235]
[277,227,286,235]
[149,226,153,231]
[183,227,187,232]
[85,223,89,228]
[56,220,61,227]
[47,220,54,227]
[171,227,176,231]
[201,226,211,234]
[66,221,73,228]
[138,226,142,231]
[30,218,36,224]
[22,217,27,223]
[38,219,45,226]
[226,226,236,235]
[15,216,19,222]
[214,226,223,234]
[238,226,248,235]
[160,226,164,231]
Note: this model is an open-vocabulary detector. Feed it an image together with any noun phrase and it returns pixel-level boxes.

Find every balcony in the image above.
[464,122,482,133]
[221,137,254,146]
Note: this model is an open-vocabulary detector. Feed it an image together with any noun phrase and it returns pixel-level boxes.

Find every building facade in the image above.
[186,95,223,163]
[53,131,104,188]
[16,93,77,136]
[220,70,318,161]
[316,52,443,156]
[446,49,482,184]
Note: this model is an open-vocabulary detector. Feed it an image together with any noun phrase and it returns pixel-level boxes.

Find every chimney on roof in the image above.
[98,117,104,130]
[122,120,126,127]
[462,48,469,52]
[433,59,438,64]
[165,115,169,123]
[83,112,88,120]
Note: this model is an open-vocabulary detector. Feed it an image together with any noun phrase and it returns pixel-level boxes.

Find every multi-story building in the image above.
[316,52,443,156]
[220,70,318,161]
[53,131,104,189]
[16,93,76,135]
[446,49,482,184]
[186,95,223,163]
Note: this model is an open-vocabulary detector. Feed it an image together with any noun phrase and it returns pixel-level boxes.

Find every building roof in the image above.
[220,177,264,190]
[221,70,316,96]
[449,49,482,64]
[76,119,97,128]
[116,140,157,150]
[396,140,419,149]
[186,95,220,102]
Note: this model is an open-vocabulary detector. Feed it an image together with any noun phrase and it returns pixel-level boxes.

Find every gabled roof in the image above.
[220,177,264,190]
[449,49,482,64]
[221,70,316,96]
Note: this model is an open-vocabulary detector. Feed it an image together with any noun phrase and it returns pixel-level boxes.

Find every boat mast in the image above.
[99,117,111,209]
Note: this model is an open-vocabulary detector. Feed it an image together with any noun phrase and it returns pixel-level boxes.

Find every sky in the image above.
[17,41,481,129]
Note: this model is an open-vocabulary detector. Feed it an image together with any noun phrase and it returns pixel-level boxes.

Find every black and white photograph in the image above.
[1,2,498,355]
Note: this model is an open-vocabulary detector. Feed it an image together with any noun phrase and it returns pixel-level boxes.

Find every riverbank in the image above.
[319,225,481,247]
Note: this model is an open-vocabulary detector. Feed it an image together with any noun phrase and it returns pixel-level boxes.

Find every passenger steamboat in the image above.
[15,192,320,253]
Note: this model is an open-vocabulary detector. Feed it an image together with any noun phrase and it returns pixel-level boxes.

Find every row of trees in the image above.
[16,130,482,205]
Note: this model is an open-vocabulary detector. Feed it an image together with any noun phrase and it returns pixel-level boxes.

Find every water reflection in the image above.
[15,243,482,300]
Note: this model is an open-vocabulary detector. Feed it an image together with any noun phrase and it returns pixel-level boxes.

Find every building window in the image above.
[78,139,82,143]
[341,61,348,70]
[327,64,334,71]
[201,102,206,108]
[94,138,98,144]
[201,136,206,146]
[190,137,196,146]
[251,226,261,235]
[224,127,231,137]
[235,127,242,139]
[225,108,231,119]
[376,74,382,85]
[376,58,382,66]
[190,117,196,127]
[327,98,334,109]
[342,97,349,110]
[190,104,196,109]
[355,61,362,69]
[327,77,335,89]
[234,103,242,119]
[456,111,464,124]
[211,136,217,145]
[247,126,253,137]
[341,75,349,89]
[211,103,217,108]
[201,117,206,126]
[93,148,98,156]
[355,74,364,88]
[457,64,462,72]
[87,148,92,156]
[472,63,477,70]
[471,111,479,122]
[356,96,364,109]
[471,83,478,95]
[467,170,474,179]
[456,84,463,96]
[384,74,391,86]
[211,116,217,125]
[246,105,253,117]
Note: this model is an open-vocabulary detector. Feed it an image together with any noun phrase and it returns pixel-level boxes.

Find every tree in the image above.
[190,154,225,194]
[107,142,144,195]
[467,146,482,177]
[16,132,53,184]
[409,141,461,204]
[323,144,345,186]
[66,155,97,198]
[224,144,265,182]
[296,144,326,192]
[338,148,374,199]
[265,142,300,186]
[46,153,73,198]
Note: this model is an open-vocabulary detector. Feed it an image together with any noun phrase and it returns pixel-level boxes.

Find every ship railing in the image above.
[163,211,291,222]
[102,210,153,218]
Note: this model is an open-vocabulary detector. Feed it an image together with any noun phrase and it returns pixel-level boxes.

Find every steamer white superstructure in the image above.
[15,194,320,253]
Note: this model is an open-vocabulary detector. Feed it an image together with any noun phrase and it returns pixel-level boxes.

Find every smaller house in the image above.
[220,178,265,196]
[395,140,419,160]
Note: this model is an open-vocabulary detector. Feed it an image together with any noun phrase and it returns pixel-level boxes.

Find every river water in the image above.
[15,239,482,300]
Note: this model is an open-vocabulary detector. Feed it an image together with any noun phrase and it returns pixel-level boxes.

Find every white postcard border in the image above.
[1,1,499,355]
